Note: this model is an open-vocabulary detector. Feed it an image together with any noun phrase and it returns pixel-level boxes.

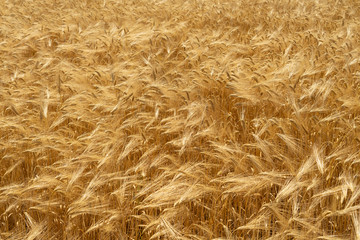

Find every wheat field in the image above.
[1,0,360,239]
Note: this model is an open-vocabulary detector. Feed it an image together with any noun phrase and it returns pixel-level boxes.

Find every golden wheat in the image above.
[1,0,360,239]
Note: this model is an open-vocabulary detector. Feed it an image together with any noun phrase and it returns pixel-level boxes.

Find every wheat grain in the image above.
[1,0,360,239]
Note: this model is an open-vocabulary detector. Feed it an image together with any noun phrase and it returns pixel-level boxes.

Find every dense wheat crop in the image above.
[1,0,360,239]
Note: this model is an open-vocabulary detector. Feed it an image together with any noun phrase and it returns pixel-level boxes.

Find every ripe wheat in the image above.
[1,0,360,239]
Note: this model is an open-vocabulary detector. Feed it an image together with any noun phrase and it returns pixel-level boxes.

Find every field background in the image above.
[1,0,360,239]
